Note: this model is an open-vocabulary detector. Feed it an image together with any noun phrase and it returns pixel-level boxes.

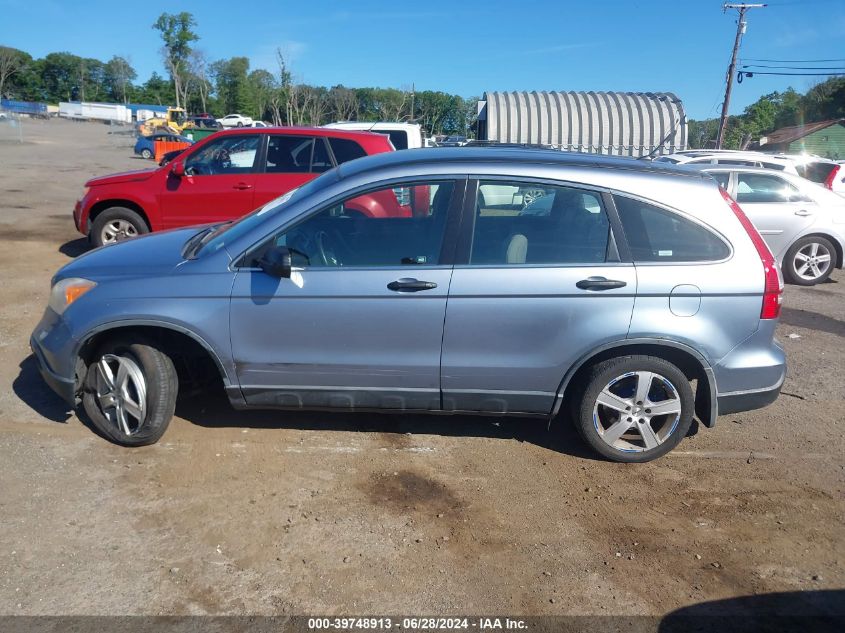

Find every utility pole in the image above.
[715,3,766,149]
[410,82,415,122]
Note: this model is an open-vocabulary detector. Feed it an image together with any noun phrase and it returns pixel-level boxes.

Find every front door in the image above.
[229,179,465,410]
[159,133,264,229]
[441,179,637,414]
[732,171,817,260]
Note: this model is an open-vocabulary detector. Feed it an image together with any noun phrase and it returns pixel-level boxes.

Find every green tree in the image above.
[211,56,253,115]
[153,12,198,108]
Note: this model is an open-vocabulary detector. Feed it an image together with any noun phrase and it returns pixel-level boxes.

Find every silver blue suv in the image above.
[30,148,786,462]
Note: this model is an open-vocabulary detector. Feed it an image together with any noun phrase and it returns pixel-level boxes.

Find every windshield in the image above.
[195,174,333,256]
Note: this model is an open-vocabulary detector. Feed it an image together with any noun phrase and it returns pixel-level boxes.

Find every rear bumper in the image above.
[713,319,786,416]
[717,377,784,415]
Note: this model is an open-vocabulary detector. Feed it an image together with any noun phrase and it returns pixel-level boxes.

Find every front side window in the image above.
[615,196,729,262]
[470,181,609,265]
[255,181,455,268]
[185,135,261,175]
[735,173,798,203]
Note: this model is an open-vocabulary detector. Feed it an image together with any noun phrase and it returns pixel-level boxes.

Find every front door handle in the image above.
[233,182,253,190]
[794,209,813,217]
[576,276,627,291]
[387,278,438,292]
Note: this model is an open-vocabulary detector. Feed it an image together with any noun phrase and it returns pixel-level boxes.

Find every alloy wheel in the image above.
[93,354,147,436]
[792,241,832,282]
[100,219,139,244]
[592,371,682,453]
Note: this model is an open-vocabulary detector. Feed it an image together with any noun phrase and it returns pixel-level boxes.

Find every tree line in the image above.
[688,78,845,150]
[0,12,476,135]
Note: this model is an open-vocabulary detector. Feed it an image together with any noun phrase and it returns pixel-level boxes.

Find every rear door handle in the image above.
[576,276,627,291]
[233,182,253,190]
[387,278,438,292]
[794,209,812,216]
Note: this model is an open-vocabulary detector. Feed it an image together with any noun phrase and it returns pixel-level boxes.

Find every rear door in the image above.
[731,171,817,259]
[159,133,262,229]
[252,135,332,208]
[440,178,636,415]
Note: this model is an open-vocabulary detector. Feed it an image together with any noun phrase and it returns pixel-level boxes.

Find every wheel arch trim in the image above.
[550,337,718,427]
[73,319,234,388]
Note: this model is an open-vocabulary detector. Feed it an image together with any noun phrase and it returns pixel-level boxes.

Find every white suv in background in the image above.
[655,150,800,173]
[323,121,424,150]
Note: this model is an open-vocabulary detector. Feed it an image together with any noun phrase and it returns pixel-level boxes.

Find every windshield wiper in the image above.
[182,226,216,259]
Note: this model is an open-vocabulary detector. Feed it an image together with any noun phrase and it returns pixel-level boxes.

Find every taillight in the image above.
[823,164,841,190]
[719,188,783,319]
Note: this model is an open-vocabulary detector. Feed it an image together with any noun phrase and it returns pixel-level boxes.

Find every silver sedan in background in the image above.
[691,166,845,285]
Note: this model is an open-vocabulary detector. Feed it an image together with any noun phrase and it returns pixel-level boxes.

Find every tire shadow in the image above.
[58,237,90,258]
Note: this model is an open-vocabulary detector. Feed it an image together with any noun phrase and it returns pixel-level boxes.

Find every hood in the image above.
[54,227,202,283]
[85,168,157,187]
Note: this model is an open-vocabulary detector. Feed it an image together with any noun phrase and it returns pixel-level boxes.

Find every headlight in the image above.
[49,278,97,315]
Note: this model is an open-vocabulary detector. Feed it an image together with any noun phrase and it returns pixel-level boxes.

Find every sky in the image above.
[1,0,844,120]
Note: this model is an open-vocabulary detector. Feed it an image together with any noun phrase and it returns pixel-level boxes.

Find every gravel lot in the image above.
[0,119,843,618]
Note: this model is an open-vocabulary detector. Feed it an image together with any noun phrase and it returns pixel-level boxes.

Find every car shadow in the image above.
[12,355,74,423]
[174,391,602,461]
[779,307,845,338]
[58,237,90,258]
[659,589,845,632]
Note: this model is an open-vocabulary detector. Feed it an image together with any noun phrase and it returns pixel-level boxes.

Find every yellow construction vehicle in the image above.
[137,107,196,136]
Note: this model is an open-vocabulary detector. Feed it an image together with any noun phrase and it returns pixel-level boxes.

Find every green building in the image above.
[757,119,845,160]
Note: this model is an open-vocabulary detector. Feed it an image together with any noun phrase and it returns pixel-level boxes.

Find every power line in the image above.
[740,70,845,76]
[741,57,845,62]
[741,64,845,70]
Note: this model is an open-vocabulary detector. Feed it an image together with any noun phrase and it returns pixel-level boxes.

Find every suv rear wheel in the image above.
[82,337,178,446]
[783,235,835,286]
[575,355,694,463]
[91,207,149,247]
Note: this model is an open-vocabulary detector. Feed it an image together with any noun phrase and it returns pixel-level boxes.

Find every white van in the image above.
[322,121,424,150]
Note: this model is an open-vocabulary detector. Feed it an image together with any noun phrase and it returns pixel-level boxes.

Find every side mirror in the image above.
[170,161,185,177]
[258,245,292,278]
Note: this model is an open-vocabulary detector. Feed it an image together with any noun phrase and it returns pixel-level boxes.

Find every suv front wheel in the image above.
[91,207,149,247]
[82,337,178,446]
[575,355,695,462]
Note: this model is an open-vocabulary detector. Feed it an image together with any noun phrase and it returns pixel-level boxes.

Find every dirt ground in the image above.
[0,119,843,619]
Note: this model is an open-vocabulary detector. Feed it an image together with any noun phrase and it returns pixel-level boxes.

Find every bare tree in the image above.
[268,48,292,125]
[0,47,26,99]
[328,86,358,121]
[189,50,211,113]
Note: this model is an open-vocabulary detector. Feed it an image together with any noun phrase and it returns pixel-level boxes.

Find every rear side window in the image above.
[470,181,609,265]
[709,172,730,189]
[796,161,837,184]
[615,196,729,262]
[385,130,408,150]
[329,137,367,164]
[266,136,316,173]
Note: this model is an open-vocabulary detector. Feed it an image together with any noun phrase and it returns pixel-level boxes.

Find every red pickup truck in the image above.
[75,127,423,247]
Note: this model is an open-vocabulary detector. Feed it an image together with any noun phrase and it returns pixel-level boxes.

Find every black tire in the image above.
[82,337,178,447]
[236,121,243,127]
[783,235,835,286]
[90,207,149,247]
[140,148,153,159]
[574,355,695,463]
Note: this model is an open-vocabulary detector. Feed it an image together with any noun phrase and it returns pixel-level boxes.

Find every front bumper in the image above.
[29,309,79,405]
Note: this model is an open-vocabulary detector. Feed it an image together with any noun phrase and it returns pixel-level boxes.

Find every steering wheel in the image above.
[315,230,341,267]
